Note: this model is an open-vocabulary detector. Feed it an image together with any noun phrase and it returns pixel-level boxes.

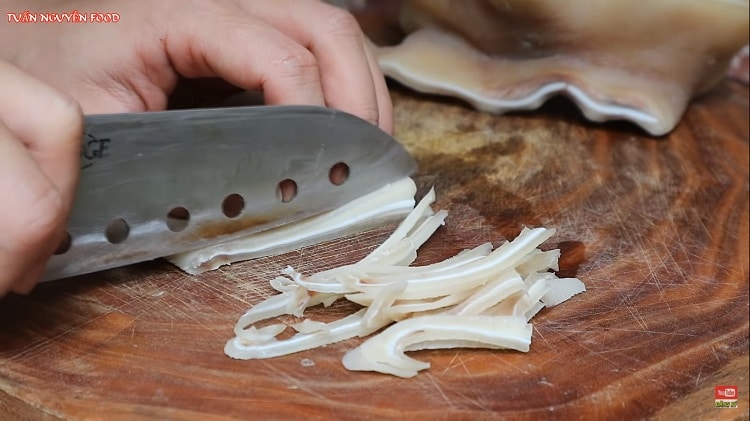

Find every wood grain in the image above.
[0,80,747,420]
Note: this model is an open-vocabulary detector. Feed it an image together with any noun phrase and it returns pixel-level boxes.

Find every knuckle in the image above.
[357,105,379,125]
[223,23,252,44]
[12,279,37,295]
[16,185,66,250]
[274,47,318,77]
[44,91,83,141]
[320,7,362,38]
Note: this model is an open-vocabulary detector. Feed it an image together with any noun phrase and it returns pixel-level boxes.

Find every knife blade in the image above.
[41,105,417,281]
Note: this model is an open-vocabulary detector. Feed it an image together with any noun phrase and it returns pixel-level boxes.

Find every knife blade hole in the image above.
[277,179,297,203]
[54,232,72,255]
[222,194,245,218]
[166,207,190,232]
[329,162,349,186]
[105,219,129,244]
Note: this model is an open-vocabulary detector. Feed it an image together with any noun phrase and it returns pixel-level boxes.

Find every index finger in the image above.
[245,1,387,130]
[0,61,83,205]
[161,5,326,108]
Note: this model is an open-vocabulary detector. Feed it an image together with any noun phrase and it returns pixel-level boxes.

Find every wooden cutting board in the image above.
[0,80,747,420]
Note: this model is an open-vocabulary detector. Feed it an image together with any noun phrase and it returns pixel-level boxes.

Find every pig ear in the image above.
[374,1,749,136]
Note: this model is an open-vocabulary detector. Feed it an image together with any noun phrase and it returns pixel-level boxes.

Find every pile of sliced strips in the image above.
[224,187,586,378]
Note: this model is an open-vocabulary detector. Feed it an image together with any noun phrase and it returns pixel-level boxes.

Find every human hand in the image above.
[0,0,393,133]
[0,61,82,297]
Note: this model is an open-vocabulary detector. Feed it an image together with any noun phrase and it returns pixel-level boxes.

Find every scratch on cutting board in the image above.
[559,326,696,338]
[183,274,238,309]
[441,353,472,376]
[532,325,550,347]
[424,372,458,409]
[711,346,721,362]
[539,378,554,387]
[625,303,649,332]
[564,338,624,368]
[590,343,651,356]
[260,360,330,402]
[170,292,217,327]
[671,209,698,272]
[449,381,493,412]
[2,311,136,364]
[485,352,533,376]
[221,271,272,305]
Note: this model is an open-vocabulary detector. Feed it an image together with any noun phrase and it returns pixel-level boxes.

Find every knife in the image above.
[41,105,417,281]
